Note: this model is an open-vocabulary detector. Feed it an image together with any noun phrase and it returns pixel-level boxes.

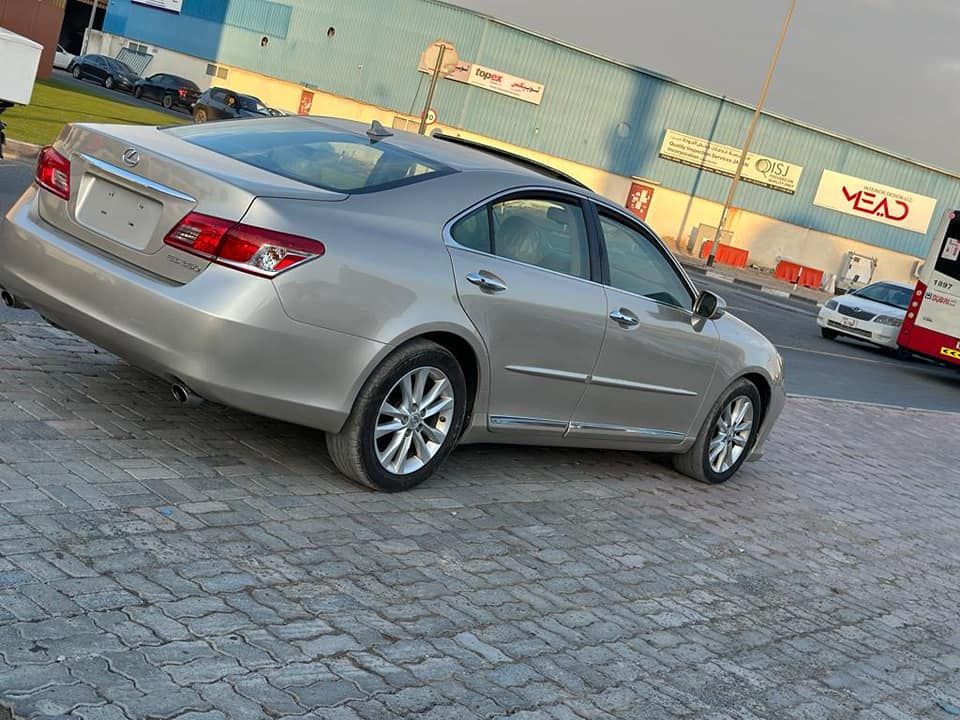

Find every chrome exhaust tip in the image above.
[0,290,26,309]
[171,382,203,407]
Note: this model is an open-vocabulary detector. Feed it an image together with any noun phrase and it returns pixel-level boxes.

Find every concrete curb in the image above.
[681,262,824,306]
[1,138,41,161]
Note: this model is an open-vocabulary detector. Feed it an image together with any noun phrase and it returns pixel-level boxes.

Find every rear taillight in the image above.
[35,146,71,200]
[164,212,325,277]
[178,88,188,98]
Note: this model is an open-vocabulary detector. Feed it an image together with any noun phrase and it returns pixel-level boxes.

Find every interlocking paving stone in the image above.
[0,321,958,720]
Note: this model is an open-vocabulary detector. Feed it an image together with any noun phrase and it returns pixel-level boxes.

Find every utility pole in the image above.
[418,44,445,135]
[82,0,100,55]
[706,0,796,267]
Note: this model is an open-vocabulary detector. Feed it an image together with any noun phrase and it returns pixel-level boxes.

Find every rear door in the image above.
[446,191,607,436]
[144,74,164,99]
[87,57,106,82]
[571,206,718,441]
[208,89,228,119]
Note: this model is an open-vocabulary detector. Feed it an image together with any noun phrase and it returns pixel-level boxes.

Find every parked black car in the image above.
[70,54,140,92]
[133,73,201,112]
[192,87,280,122]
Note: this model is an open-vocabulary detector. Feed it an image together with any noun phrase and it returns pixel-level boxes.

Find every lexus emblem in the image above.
[122,148,141,167]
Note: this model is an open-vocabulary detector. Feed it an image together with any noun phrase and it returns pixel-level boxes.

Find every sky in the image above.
[452,0,960,173]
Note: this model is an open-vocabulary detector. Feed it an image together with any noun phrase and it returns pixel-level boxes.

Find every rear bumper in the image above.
[0,189,384,432]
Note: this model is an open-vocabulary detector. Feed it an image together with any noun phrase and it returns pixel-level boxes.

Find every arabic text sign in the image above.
[659,129,803,194]
[813,170,937,234]
[132,0,183,12]
[418,60,544,105]
[465,64,544,105]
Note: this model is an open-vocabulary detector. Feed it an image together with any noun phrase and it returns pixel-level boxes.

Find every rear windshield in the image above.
[182,127,453,193]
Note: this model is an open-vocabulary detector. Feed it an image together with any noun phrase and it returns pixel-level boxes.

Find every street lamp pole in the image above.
[82,0,100,55]
[418,43,445,135]
[706,0,796,267]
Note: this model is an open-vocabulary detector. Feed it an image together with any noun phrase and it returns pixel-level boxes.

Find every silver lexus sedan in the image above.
[0,117,785,491]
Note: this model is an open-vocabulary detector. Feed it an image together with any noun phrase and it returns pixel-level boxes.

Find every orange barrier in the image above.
[774,260,824,289]
[699,242,749,269]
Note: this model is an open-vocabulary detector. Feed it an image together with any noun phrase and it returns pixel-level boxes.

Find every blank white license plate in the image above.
[76,177,162,250]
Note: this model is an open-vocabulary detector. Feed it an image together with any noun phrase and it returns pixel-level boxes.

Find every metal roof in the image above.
[102,0,960,257]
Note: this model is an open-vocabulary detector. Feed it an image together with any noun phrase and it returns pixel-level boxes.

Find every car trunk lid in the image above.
[38,122,347,283]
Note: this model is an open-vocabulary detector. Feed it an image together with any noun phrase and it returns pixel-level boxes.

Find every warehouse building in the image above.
[87,0,960,287]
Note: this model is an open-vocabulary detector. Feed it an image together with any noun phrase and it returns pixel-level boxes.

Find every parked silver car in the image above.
[0,117,785,490]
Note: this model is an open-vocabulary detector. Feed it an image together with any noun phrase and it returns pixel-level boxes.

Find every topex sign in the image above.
[813,170,937,234]
[659,129,802,194]
[132,0,183,11]
[418,60,545,105]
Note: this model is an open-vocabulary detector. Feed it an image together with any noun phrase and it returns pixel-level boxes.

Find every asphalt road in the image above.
[2,157,957,410]
[694,274,959,411]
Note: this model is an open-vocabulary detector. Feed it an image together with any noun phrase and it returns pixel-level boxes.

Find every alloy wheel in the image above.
[708,396,754,474]
[373,366,454,475]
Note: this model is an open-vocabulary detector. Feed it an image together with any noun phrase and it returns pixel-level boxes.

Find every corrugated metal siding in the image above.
[102,0,960,257]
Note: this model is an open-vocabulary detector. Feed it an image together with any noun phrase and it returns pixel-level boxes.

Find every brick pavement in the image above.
[0,320,958,720]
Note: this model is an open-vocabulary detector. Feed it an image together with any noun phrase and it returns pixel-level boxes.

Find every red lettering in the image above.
[840,185,910,222]
[853,191,877,213]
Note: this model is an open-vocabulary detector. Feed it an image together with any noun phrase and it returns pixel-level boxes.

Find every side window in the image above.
[599,213,693,310]
[210,89,227,102]
[491,198,590,279]
[450,207,491,253]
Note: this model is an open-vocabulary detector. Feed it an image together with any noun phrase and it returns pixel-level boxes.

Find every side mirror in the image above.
[694,290,726,320]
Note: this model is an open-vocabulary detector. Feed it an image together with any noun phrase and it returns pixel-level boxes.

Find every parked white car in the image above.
[817,281,913,350]
[53,45,75,71]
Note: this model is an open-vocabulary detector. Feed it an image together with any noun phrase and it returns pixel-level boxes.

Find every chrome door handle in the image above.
[466,272,507,293]
[609,308,639,327]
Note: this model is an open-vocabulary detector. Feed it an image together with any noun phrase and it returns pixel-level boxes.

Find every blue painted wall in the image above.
[103,0,960,257]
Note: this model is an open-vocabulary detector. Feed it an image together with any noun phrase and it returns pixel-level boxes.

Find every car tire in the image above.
[894,346,913,361]
[820,327,838,340]
[72,66,82,80]
[162,94,174,109]
[672,378,762,485]
[104,75,114,90]
[194,108,207,123]
[326,339,467,492]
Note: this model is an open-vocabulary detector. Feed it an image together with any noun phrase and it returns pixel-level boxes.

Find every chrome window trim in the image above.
[78,153,196,203]
[443,185,601,286]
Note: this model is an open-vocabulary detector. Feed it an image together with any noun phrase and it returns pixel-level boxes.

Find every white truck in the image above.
[0,26,43,158]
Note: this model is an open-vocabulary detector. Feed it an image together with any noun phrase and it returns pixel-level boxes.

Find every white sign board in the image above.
[418,60,544,105]
[0,26,42,105]
[659,129,803,194]
[813,170,937,234]
[132,0,184,12]
[465,64,544,105]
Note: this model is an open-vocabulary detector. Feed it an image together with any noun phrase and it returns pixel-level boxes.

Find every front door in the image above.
[446,193,607,436]
[571,208,718,441]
